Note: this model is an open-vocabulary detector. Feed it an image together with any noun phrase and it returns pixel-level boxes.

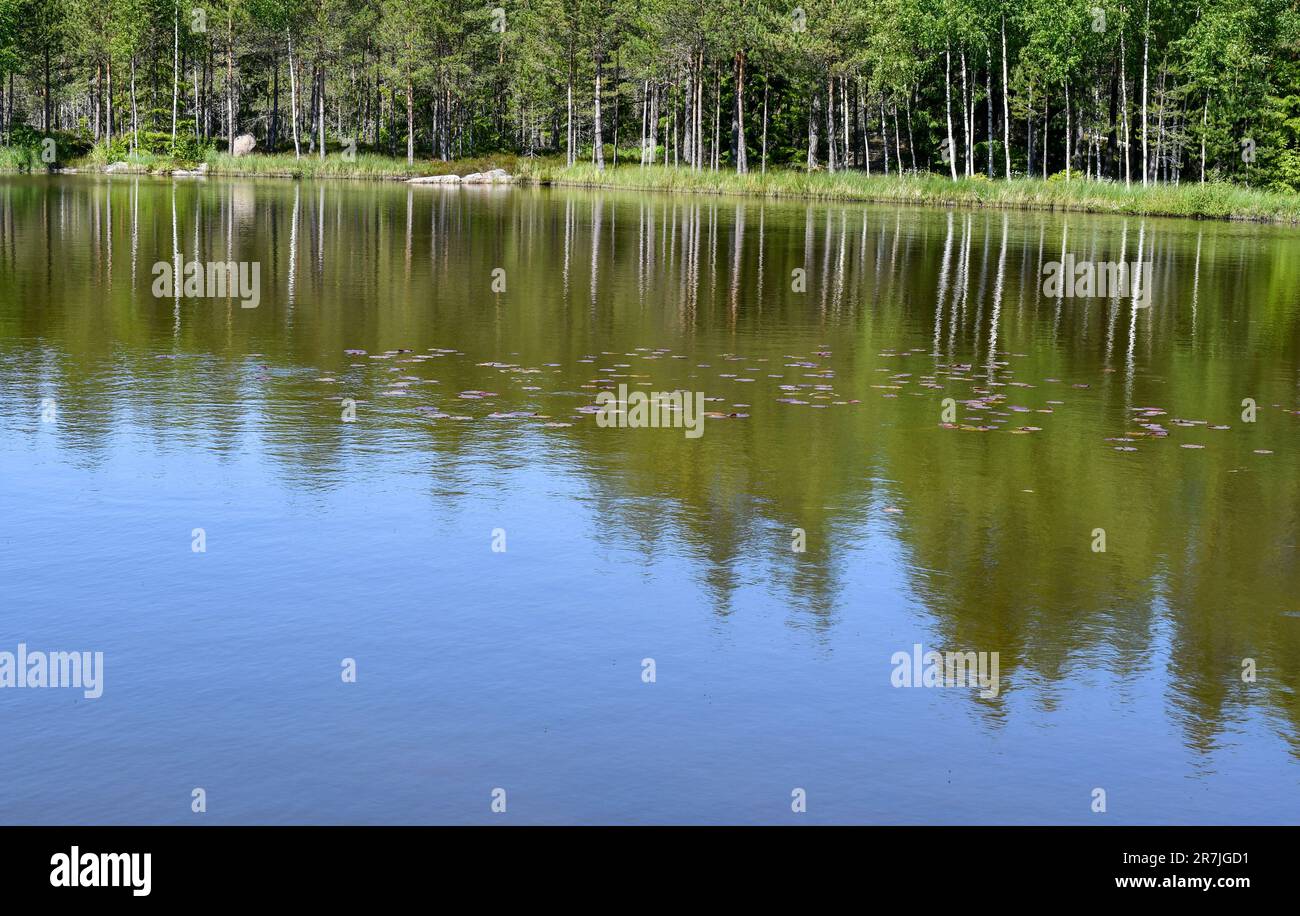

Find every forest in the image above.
[0,0,1297,190]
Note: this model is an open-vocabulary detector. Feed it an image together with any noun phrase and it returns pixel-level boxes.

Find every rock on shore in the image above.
[407,168,513,186]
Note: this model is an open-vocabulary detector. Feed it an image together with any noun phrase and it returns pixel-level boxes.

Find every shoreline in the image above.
[541,176,1290,224]
[5,155,1299,226]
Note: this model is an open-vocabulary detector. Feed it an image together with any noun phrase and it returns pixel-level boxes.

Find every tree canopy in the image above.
[0,0,1297,189]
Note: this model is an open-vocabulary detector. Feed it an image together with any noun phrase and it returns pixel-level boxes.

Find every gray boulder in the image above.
[407,174,462,185]
[461,169,513,185]
[231,134,257,157]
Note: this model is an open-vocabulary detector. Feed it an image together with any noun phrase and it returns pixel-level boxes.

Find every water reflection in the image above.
[2,175,1298,768]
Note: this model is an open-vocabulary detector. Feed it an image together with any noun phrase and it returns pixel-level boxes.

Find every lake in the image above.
[1,175,1297,824]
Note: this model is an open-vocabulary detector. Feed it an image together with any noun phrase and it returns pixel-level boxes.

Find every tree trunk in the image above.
[1199,95,1208,183]
[1001,16,1011,178]
[671,81,678,165]
[1041,104,1048,176]
[593,52,605,170]
[171,3,179,141]
[1120,18,1131,187]
[826,78,837,173]
[318,65,325,160]
[944,49,957,179]
[130,57,139,154]
[1064,80,1071,182]
[712,66,720,170]
[406,75,414,164]
[639,80,648,164]
[566,57,574,166]
[842,78,850,170]
[612,50,620,167]
[907,92,917,171]
[893,104,902,172]
[806,88,819,171]
[860,79,871,174]
[270,53,279,150]
[648,82,659,164]
[683,66,693,167]
[1026,87,1034,177]
[695,55,703,170]
[288,33,300,158]
[733,51,747,173]
[881,100,890,174]
[191,64,200,140]
[206,47,214,140]
[985,49,993,178]
[1154,62,1166,183]
[1141,0,1150,186]
[960,50,970,176]
[226,15,234,152]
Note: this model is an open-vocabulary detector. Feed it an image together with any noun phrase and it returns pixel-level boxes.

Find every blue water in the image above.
[2,177,1297,824]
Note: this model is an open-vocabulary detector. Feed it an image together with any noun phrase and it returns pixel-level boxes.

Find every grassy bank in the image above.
[4,143,1299,224]
[521,162,1300,224]
[0,144,521,181]
[201,151,521,180]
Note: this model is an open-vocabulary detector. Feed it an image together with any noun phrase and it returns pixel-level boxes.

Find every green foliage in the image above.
[0,144,40,171]
[168,129,212,163]
[5,124,47,150]
[0,0,1296,188]
[0,124,91,170]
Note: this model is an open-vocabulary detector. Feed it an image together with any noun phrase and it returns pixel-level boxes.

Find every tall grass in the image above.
[519,162,1300,224]
[0,146,42,172]
[7,143,1299,224]
[82,144,176,172]
[202,150,522,180]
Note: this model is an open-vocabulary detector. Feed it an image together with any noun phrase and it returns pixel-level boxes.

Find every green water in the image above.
[0,175,1297,824]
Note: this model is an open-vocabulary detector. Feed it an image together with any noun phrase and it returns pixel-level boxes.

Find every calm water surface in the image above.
[1,176,1297,824]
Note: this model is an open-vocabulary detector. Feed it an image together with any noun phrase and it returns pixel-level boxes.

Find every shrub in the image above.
[0,124,91,170]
